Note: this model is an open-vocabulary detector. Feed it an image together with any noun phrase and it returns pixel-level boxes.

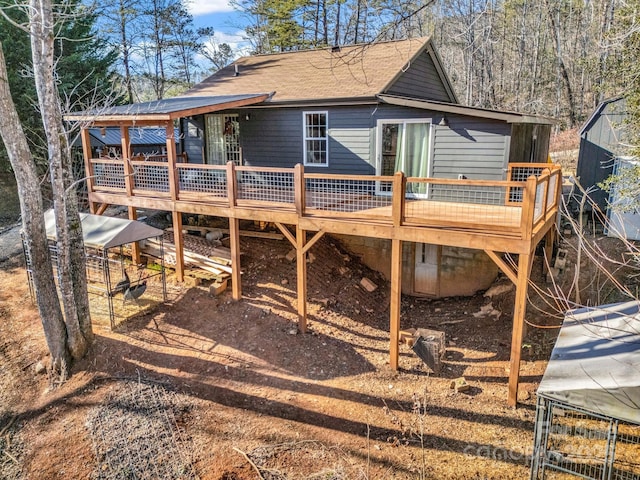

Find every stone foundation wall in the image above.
[333,234,497,298]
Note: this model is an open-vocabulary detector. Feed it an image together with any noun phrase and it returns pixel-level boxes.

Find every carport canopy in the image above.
[44,209,163,250]
[537,300,640,424]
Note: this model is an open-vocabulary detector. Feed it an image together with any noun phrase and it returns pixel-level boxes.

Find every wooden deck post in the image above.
[225,161,241,300]
[508,250,533,407]
[296,225,307,333]
[166,122,180,201]
[128,206,141,265]
[165,123,184,281]
[390,238,402,370]
[294,163,305,216]
[120,126,134,197]
[392,171,405,227]
[80,128,96,214]
[171,211,184,282]
[229,217,242,300]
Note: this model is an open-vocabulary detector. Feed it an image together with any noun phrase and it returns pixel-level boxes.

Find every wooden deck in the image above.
[80,128,561,407]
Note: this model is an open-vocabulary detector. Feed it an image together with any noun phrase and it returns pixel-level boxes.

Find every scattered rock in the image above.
[34,360,46,375]
[281,278,289,285]
[360,277,377,292]
[205,229,224,242]
[450,377,470,393]
[517,389,532,402]
[472,303,501,318]
[288,329,298,335]
[484,282,514,298]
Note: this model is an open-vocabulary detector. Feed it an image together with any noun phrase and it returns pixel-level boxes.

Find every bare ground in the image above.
[0,219,627,479]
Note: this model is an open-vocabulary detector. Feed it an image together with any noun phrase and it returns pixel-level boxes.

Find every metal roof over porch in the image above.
[65,93,272,123]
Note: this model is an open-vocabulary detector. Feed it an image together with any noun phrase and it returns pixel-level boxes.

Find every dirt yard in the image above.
[0,215,628,479]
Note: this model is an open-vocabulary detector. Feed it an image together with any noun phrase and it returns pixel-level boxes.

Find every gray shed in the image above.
[575,97,627,213]
[530,300,640,479]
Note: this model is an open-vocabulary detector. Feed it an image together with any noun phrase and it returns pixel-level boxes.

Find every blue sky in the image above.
[187,0,249,53]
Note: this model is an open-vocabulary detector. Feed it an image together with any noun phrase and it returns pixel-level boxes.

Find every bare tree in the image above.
[0,0,94,364]
[0,42,71,372]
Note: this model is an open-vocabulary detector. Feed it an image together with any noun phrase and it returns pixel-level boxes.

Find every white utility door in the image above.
[414,243,440,296]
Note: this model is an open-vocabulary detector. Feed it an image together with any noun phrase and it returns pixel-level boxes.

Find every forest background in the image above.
[0,0,638,177]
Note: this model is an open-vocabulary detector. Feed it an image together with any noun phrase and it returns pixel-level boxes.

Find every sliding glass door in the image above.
[377,119,432,196]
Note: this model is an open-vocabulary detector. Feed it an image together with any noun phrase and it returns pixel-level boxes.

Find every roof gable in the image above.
[185,37,451,104]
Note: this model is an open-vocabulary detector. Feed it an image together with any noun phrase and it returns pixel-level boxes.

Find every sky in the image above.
[186,0,249,53]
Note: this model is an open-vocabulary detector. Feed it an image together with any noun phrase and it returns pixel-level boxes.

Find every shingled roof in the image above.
[185,37,439,103]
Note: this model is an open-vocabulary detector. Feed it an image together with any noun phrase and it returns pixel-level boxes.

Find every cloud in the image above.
[186,0,235,15]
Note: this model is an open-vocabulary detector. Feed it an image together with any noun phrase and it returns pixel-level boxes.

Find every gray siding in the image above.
[385,51,453,102]
[196,103,512,181]
[240,106,374,174]
[373,104,510,180]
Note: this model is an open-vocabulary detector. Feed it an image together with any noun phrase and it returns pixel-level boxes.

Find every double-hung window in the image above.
[303,111,328,166]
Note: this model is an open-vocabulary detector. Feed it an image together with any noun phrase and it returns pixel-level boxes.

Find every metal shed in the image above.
[530,300,640,479]
[26,210,167,328]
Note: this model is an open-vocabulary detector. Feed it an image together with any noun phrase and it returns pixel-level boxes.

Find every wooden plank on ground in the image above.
[167,226,284,240]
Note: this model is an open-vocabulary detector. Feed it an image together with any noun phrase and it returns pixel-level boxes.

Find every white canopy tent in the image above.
[44,209,163,249]
[531,300,640,479]
[537,300,640,424]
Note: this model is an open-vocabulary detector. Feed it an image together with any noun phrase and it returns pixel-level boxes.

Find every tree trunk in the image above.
[0,42,71,373]
[29,0,93,360]
[546,0,577,127]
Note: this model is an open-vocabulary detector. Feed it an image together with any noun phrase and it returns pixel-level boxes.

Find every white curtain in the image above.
[205,115,225,164]
[394,122,430,195]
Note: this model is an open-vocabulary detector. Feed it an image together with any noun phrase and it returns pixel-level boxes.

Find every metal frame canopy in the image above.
[537,300,640,424]
[44,209,163,249]
[64,93,272,123]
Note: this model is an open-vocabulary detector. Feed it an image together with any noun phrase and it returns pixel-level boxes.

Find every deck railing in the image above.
[88,158,561,238]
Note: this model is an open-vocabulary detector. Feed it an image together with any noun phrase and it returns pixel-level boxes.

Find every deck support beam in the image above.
[484,250,518,285]
[229,217,242,300]
[296,225,308,333]
[507,250,534,407]
[389,238,402,370]
[275,222,296,247]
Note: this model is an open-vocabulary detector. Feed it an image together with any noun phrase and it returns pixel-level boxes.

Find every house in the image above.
[77,36,554,297]
[67,36,562,405]
[575,96,627,214]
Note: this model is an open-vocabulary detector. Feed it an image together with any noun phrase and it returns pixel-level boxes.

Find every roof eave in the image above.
[378,94,557,124]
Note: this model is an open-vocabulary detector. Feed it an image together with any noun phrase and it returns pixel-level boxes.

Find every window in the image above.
[303,111,328,166]
[205,114,241,165]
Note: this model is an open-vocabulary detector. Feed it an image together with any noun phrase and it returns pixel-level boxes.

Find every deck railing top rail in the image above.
[87,158,561,239]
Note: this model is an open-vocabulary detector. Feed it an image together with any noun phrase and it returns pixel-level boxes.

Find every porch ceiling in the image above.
[65,93,272,124]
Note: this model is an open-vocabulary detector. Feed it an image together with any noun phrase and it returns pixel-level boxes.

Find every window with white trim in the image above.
[303,111,328,166]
